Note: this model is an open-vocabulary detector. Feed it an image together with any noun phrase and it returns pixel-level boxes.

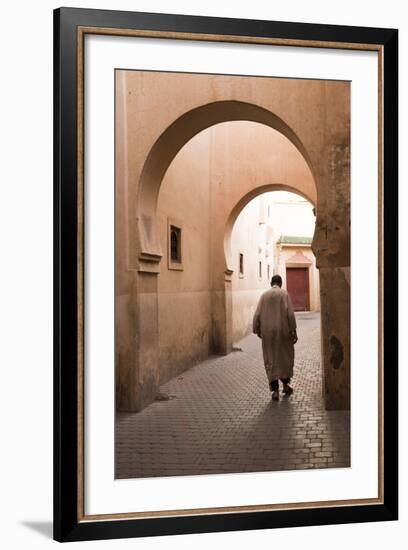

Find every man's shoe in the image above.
[272,390,279,401]
[282,385,293,396]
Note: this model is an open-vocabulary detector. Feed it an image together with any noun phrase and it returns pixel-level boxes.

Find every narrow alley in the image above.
[115,312,350,479]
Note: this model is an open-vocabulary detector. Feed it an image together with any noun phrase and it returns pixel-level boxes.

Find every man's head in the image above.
[271,275,282,287]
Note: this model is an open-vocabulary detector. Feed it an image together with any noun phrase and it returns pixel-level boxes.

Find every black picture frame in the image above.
[54,7,398,542]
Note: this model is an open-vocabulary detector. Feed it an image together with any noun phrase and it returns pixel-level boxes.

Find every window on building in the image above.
[170,225,181,263]
[239,253,244,276]
[267,264,270,281]
[259,261,262,279]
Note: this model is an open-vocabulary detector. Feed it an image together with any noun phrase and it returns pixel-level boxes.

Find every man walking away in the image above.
[253,274,298,401]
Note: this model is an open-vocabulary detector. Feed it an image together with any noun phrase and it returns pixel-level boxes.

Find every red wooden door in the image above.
[286,268,310,311]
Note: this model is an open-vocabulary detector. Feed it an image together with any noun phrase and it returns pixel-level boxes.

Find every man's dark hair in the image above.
[271,275,282,287]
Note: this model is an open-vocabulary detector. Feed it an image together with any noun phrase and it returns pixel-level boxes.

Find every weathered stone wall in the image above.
[319,267,350,410]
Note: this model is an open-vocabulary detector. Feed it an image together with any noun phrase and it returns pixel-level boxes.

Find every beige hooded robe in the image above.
[252,285,297,383]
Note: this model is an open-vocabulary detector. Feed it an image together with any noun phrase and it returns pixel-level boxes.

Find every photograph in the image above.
[0,0,403,547]
[52,6,398,542]
[114,69,351,479]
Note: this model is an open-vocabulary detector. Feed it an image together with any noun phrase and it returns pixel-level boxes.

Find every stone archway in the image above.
[223,185,317,356]
[136,101,315,272]
[224,184,316,273]
[116,75,350,413]
[132,106,321,411]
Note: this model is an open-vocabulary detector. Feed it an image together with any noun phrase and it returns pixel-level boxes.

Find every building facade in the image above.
[230,193,320,343]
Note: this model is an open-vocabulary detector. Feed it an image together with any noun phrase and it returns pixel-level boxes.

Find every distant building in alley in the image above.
[230,191,319,342]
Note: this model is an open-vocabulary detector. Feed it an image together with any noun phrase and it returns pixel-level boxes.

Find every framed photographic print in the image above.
[53,7,398,542]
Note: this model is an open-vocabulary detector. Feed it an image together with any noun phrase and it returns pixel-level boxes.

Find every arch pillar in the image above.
[211,274,233,356]
[135,271,161,409]
[209,219,234,356]
[116,268,161,412]
[313,214,350,410]
[318,266,350,410]
[312,137,350,410]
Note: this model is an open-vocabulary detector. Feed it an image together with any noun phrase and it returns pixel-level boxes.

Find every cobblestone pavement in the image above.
[115,312,350,478]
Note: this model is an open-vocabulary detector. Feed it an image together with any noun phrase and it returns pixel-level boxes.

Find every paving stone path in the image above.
[115,312,350,478]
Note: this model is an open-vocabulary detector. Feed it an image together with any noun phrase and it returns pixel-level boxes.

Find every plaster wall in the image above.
[156,131,212,384]
[268,193,316,236]
[230,197,273,343]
